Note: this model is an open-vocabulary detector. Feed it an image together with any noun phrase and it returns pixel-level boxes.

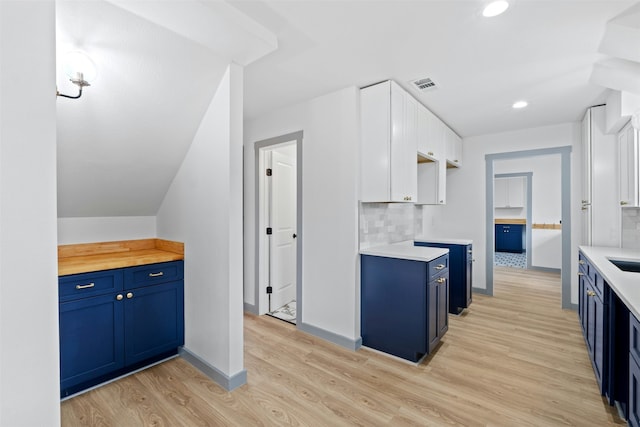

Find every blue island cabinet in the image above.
[59,261,184,397]
[361,253,449,362]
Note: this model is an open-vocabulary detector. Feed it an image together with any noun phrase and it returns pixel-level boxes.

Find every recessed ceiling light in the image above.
[512,100,528,109]
[483,1,509,17]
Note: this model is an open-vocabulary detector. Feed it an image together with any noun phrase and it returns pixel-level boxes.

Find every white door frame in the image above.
[254,131,303,318]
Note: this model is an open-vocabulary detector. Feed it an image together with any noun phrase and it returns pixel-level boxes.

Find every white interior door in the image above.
[269,146,297,311]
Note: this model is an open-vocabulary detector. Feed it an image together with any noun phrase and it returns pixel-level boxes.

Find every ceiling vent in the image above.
[411,77,438,92]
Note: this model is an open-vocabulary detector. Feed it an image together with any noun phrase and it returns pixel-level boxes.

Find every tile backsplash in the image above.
[359,203,422,249]
[622,207,640,250]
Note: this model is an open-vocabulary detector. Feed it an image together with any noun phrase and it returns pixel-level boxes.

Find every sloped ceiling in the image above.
[236,0,635,137]
[56,0,276,218]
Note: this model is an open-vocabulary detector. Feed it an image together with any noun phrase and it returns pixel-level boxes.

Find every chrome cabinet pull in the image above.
[126,292,133,299]
[587,290,596,297]
[435,264,445,270]
[437,277,446,284]
[116,294,123,301]
[148,272,164,277]
[75,283,95,290]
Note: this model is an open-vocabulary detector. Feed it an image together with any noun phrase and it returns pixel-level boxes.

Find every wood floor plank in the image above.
[61,267,627,426]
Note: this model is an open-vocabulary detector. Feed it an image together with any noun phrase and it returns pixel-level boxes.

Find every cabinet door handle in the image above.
[587,290,596,297]
[577,272,584,277]
[579,260,585,265]
[621,201,629,206]
[75,283,95,290]
[148,272,164,277]
[437,277,446,284]
[126,292,133,299]
[116,294,123,301]
[435,264,445,270]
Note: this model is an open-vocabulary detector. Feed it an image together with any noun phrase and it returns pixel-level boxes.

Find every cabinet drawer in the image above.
[428,254,449,281]
[59,269,123,302]
[631,314,640,367]
[124,261,184,289]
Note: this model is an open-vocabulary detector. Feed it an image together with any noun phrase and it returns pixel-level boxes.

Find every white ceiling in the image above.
[236,0,637,137]
[56,0,638,218]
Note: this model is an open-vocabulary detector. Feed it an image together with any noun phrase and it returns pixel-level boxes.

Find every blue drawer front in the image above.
[428,254,449,281]
[124,260,184,290]
[59,269,123,302]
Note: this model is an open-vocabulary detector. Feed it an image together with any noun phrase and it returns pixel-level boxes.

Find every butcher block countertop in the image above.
[495,218,526,224]
[58,239,184,276]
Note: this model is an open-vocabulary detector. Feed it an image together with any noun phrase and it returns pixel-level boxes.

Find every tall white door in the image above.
[269,147,297,311]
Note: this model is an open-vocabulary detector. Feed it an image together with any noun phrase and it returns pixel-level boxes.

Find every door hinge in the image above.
[266,286,273,294]
[266,168,272,176]
[266,227,272,235]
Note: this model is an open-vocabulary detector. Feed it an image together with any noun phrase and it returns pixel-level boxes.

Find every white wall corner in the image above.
[156,63,245,387]
[605,89,640,134]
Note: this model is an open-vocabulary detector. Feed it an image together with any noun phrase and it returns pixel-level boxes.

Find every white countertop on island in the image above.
[579,246,640,319]
[414,236,473,245]
[360,241,448,263]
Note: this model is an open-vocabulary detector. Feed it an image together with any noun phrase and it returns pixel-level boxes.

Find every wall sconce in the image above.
[57,51,97,99]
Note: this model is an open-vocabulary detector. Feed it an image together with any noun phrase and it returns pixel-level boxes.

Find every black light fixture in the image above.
[57,51,96,99]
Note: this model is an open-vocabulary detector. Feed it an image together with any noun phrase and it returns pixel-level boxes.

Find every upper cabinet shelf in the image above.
[360,80,462,204]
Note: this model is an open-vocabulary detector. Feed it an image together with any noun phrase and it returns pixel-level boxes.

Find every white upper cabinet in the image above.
[445,126,462,167]
[361,80,417,202]
[417,105,442,160]
[618,120,639,207]
[495,176,525,208]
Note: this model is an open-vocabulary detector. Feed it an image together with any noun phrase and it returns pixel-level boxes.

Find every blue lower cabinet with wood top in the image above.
[361,254,449,362]
[415,242,472,314]
[59,261,184,397]
[495,224,525,253]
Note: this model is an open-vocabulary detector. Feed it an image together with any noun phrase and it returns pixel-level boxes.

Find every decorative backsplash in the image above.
[359,203,422,249]
[622,207,640,250]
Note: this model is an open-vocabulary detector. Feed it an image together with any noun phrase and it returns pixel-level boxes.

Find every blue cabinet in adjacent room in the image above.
[495,224,525,253]
[415,241,472,314]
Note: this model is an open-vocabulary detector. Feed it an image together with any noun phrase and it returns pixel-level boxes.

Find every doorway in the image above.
[493,172,532,270]
[485,146,572,309]
[255,131,303,324]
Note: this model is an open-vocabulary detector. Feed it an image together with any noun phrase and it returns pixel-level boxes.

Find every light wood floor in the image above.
[61,267,626,426]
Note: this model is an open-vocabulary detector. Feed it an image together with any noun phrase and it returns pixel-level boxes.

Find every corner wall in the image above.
[58,216,156,244]
[243,87,360,346]
[156,63,245,388]
[422,122,582,304]
[0,1,60,425]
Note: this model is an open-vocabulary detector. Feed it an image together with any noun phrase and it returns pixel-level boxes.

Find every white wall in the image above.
[495,156,562,269]
[157,64,245,380]
[58,216,156,244]
[0,1,61,425]
[244,87,360,343]
[422,122,582,303]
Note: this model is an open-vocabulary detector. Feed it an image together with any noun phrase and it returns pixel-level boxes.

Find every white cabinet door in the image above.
[494,178,509,207]
[360,80,416,203]
[494,177,524,208]
[392,88,417,202]
[619,121,639,207]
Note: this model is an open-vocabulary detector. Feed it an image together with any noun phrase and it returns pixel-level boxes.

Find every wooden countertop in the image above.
[58,239,184,276]
[495,218,526,225]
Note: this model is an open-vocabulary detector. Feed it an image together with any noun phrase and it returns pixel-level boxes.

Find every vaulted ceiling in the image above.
[56,0,638,218]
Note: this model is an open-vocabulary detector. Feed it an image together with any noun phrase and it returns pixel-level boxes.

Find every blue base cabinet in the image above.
[579,250,631,422]
[495,224,525,253]
[415,242,472,314]
[59,261,184,397]
[361,254,449,362]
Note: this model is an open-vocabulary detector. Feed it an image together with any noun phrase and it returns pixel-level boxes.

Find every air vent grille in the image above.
[411,77,438,92]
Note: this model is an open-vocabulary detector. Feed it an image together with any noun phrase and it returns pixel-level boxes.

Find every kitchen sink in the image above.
[609,259,640,273]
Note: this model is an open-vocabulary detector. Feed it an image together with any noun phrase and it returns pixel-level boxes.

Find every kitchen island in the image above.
[360,242,449,362]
